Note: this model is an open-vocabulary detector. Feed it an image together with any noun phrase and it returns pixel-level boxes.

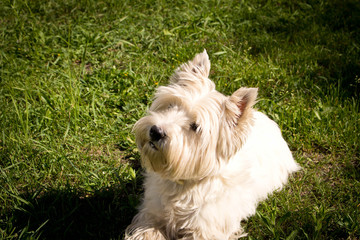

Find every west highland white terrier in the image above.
[125,50,300,240]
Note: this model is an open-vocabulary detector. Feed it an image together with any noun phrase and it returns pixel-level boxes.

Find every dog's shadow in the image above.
[9,176,142,239]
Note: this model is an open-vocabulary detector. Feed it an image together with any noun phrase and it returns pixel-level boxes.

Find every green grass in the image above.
[0,0,359,239]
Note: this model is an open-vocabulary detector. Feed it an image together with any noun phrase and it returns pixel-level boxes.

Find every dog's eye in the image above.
[190,122,199,132]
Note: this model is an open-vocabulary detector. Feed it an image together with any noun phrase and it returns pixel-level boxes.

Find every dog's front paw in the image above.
[125,227,167,240]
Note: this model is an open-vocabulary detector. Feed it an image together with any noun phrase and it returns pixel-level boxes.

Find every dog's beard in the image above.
[141,140,168,173]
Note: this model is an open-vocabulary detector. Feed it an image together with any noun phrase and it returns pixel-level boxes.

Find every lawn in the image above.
[0,0,359,239]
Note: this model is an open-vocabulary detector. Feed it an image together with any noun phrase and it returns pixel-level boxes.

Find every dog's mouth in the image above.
[149,141,158,150]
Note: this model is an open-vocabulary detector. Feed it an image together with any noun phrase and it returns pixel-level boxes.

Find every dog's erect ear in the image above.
[190,49,210,78]
[231,87,258,114]
[170,49,211,83]
[225,87,258,125]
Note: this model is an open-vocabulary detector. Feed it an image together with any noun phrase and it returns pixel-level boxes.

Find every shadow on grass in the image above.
[10,183,141,239]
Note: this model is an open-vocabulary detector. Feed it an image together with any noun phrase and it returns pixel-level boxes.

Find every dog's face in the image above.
[134,50,258,181]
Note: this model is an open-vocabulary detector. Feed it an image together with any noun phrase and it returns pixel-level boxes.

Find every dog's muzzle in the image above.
[149,125,166,150]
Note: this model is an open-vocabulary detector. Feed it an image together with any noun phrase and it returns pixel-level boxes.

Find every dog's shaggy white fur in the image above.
[125,50,300,240]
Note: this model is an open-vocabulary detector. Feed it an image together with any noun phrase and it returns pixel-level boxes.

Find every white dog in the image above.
[125,50,300,240]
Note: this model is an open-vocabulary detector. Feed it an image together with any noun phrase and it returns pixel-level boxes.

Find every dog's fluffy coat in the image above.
[125,50,300,240]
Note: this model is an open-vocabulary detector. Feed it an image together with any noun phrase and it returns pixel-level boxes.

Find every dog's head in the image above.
[133,50,257,181]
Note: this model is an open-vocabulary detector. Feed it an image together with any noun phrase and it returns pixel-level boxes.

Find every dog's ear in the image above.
[231,87,258,115]
[189,49,210,78]
[170,49,210,83]
[225,87,258,125]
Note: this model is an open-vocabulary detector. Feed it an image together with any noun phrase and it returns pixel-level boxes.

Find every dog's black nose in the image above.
[150,125,166,142]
